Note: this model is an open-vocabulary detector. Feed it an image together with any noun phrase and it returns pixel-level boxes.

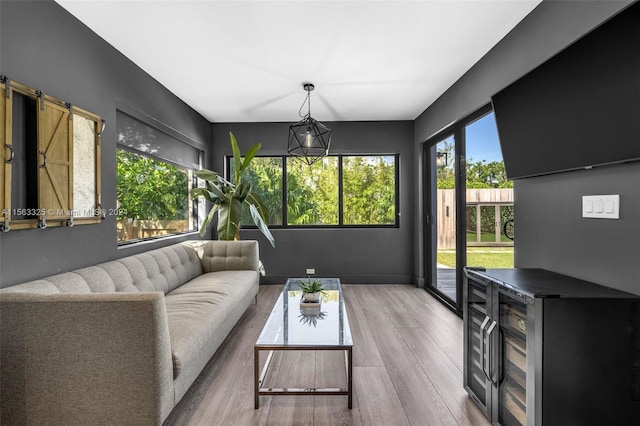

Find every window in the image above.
[228,154,398,228]
[343,155,396,225]
[116,149,195,242]
[238,157,283,226]
[287,156,339,225]
[116,109,202,244]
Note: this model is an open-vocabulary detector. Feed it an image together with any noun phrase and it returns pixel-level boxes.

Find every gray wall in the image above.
[3,0,636,293]
[413,0,639,294]
[211,121,415,284]
[514,163,640,294]
[0,0,211,287]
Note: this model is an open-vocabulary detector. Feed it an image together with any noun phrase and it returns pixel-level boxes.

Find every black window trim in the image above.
[115,145,201,246]
[226,153,400,229]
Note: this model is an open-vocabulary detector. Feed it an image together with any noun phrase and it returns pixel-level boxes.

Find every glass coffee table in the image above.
[254,278,353,409]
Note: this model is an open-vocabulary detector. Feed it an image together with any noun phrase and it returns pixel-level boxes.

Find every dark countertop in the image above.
[464,268,639,299]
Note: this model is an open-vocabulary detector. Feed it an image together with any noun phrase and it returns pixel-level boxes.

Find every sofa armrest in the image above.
[0,292,174,426]
[193,240,260,273]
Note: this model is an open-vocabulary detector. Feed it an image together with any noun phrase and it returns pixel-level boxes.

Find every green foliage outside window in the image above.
[287,157,339,225]
[343,156,395,225]
[116,149,189,221]
[467,205,514,236]
[233,155,397,227]
[436,138,512,189]
[466,160,512,189]
[237,157,283,225]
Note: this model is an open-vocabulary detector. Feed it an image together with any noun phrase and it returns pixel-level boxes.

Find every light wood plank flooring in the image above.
[164,284,490,426]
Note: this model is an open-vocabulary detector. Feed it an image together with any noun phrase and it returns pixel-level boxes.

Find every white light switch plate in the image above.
[582,195,619,219]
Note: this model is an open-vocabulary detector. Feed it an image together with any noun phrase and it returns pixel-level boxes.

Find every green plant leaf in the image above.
[246,192,269,222]
[209,183,227,200]
[235,182,251,203]
[199,204,220,238]
[190,187,215,203]
[249,203,275,247]
[298,278,325,293]
[230,132,242,184]
[240,143,261,176]
[194,168,220,182]
[217,198,242,240]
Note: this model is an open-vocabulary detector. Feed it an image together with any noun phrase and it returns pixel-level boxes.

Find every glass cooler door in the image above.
[465,279,491,414]
[499,294,528,426]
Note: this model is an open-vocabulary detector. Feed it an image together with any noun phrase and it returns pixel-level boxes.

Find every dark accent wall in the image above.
[211,121,415,284]
[514,162,640,294]
[0,0,211,287]
[413,0,639,294]
[3,0,635,293]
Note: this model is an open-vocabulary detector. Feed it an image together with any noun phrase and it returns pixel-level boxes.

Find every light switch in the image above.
[585,200,593,213]
[582,195,619,219]
[594,199,603,213]
[604,200,614,213]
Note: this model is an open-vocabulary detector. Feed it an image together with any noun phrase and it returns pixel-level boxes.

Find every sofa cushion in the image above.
[0,242,203,295]
[164,270,258,379]
[120,244,203,293]
[198,240,259,273]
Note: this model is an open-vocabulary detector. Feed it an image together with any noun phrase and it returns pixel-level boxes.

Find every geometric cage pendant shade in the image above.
[287,82,332,166]
[287,116,332,166]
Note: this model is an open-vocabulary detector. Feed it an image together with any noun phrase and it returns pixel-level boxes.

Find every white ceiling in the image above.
[55,0,542,123]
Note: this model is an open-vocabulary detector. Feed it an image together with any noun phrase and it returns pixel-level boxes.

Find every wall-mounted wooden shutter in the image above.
[37,98,72,220]
[0,81,9,223]
[1,78,101,229]
[72,109,101,220]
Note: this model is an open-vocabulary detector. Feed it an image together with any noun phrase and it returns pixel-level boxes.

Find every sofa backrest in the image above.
[0,242,203,294]
[195,240,260,273]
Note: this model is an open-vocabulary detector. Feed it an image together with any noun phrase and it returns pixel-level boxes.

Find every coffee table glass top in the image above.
[256,278,353,347]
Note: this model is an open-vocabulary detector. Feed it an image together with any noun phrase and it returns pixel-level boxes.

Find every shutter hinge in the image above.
[1,76,9,99]
[37,210,47,229]
[36,90,45,110]
[1,216,10,233]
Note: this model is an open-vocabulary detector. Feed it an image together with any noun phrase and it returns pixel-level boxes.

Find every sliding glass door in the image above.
[424,106,512,313]
[465,111,514,270]
[426,134,459,306]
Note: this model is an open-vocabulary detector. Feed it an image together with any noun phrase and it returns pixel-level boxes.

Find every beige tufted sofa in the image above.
[0,240,260,425]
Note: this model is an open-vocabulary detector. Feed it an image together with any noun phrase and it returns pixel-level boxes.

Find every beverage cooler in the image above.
[463,268,640,426]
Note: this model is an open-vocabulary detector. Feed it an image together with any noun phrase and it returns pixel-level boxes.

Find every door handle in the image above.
[486,320,498,385]
[498,329,505,384]
[480,316,490,380]
[5,144,13,163]
[39,150,47,169]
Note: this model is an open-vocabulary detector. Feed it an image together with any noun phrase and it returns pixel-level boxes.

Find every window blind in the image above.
[116,110,201,170]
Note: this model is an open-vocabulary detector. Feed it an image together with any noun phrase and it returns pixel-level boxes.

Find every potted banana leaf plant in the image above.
[191,132,275,247]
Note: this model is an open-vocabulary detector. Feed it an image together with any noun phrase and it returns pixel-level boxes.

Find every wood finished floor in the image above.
[436,269,458,303]
[163,284,490,426]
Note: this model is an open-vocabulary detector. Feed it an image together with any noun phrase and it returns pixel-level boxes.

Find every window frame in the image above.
[226,153,400,229]
[115,146,200,246]
[114,103,205,247]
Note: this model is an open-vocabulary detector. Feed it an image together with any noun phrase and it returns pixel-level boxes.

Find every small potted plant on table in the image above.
[298,278,326,304]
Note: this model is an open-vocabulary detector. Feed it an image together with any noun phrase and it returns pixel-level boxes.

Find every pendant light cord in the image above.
[298,91,311,119]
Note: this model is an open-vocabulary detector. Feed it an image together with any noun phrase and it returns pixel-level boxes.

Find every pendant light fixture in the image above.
[287,82,332,166]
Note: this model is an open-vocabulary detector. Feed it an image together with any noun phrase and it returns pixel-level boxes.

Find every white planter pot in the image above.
[302,292,321,303]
